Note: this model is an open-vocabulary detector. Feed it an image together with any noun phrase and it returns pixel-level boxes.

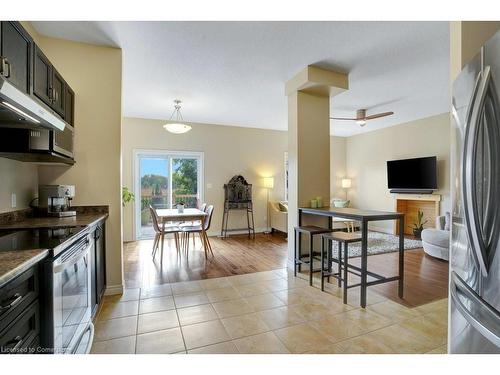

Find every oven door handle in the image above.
[84,322,95,354]
[54,239,90,274]
[70,322,94,354]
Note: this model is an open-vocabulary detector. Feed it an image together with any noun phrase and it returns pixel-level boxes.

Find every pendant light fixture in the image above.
[163,99,192,134]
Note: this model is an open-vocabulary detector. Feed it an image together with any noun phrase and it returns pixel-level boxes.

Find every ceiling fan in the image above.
[330,109,394,127]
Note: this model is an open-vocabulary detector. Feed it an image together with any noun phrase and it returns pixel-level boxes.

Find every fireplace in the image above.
[393,194,441,235]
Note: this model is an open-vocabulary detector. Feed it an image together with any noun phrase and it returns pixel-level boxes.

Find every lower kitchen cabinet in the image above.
[90,221,106,318]
[0,266,40,354]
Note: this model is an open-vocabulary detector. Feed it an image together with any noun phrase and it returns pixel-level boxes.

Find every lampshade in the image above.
[341,178,352,188]
[163,123,192,134]
[263,177,274,189]
[163,99,192,134]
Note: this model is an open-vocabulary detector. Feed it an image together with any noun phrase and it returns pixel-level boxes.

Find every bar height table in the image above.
[298,207,405,308]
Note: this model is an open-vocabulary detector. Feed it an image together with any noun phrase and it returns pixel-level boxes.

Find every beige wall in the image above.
[340,113,451,233]
[122,117,287,241]
[0,159,38,213]
[330,136,346,200]
[22,24,124,293]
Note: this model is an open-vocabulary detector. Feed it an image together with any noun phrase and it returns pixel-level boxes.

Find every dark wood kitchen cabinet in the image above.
[50,68,65,117]
[0,265,40,354]
[90,221,106,318]
[33,45,55,108]
[64,85,75,126]
[33,41,74,122]
[0,21,33,94]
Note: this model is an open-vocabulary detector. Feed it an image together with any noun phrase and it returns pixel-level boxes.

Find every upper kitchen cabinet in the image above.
[0,21,33,94]
[33,44,74,121]
[33,45,55,108]
[64,86,75,126]
[51,68,65,117]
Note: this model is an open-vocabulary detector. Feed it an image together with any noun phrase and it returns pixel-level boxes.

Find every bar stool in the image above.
[320,231,361,303]
[294,226,333,286]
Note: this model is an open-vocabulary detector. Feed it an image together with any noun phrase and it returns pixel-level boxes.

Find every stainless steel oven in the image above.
[51,231,94,354]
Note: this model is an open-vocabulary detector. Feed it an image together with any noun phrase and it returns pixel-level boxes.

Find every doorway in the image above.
[133,150,203,239]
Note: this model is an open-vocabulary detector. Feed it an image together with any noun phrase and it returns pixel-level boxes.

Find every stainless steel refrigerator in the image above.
[450,30,500,353]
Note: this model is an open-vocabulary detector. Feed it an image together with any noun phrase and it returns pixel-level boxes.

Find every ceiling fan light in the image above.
[356,119,367,126]
[163,123,192,134]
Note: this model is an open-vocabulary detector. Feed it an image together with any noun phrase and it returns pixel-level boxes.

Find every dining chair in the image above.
[181,202,208,249]
[181,204,215,258]
[149,205,180,261]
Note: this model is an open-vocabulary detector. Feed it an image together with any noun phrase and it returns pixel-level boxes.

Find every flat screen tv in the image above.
[387,156,437,193]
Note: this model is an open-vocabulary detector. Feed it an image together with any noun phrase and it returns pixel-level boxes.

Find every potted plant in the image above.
[122,187,135,207]
[177,201,185,213]
[410,209,428,238]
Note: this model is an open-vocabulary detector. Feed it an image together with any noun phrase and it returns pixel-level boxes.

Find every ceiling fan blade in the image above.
[365,111,394,120]
[329,117,358,121]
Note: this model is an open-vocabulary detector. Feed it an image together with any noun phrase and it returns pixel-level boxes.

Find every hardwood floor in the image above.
[123,233,288,287]
[123,232,448,307]
[348,249,449,308]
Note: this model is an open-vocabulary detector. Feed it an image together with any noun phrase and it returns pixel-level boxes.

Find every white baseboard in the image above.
[104,284,124,296]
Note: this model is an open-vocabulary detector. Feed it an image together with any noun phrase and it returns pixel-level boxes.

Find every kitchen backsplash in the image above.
[0,158,38,213]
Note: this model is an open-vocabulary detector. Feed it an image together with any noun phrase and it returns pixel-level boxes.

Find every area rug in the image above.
[330,231,422,258]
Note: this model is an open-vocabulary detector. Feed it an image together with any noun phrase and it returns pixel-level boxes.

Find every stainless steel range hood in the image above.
[0,77,65,132]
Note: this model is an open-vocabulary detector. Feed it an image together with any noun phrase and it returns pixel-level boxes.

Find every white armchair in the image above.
[421,213,450,261]
[269,201,287,234]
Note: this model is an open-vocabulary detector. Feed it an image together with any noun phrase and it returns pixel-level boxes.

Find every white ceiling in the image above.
[31,21,450,137]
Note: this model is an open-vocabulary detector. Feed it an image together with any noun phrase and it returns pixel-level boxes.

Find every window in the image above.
[134,150,203,239]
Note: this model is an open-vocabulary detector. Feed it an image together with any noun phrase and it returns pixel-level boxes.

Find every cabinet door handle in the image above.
[0,293,23,314]
[4,59,11,79]
[0,57,11,78]
[95,226,101,240]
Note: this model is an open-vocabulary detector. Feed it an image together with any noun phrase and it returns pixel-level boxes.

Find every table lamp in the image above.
[342,178,352,200]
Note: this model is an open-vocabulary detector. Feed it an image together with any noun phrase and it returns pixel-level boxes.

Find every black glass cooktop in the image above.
[0,226,87,255]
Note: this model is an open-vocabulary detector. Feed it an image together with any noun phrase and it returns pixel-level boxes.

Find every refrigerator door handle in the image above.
[451,271,500,348]
[462,65,500,276]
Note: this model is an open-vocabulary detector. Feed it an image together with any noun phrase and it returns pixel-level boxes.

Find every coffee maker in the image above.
[38,185,76,217]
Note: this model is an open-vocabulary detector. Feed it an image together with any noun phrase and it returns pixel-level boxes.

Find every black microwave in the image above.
[0,125,74,164]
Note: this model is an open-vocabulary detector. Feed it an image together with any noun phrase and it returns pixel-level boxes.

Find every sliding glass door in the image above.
[134,150,203,239]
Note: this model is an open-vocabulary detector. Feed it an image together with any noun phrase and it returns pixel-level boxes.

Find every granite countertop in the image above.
[0,249,49,288]
[0,207,108,288]
[0,212,108,230]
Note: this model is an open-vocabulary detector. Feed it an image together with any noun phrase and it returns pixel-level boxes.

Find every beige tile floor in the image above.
[91,269,448,354]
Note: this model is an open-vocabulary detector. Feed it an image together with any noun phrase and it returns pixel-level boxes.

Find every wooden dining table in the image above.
[155,208,211,258]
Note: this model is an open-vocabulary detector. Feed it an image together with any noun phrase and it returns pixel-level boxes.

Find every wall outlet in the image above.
[11,193,16,208]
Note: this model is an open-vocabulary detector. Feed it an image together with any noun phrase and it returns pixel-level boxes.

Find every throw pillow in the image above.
[445,212,450,231]
[278,201,288,212]
[333,200,350,208]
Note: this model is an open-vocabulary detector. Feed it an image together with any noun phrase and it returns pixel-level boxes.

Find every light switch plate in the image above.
[207,183,213,189]
[11,193,16,208]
